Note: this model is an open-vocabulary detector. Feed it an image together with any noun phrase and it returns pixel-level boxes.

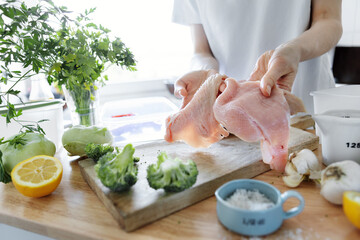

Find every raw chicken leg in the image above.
[165,74,229,148]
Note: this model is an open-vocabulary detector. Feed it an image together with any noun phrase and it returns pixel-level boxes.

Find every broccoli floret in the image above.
[85,143,114,163]
[94,144,138,192]
[147,152,198,192]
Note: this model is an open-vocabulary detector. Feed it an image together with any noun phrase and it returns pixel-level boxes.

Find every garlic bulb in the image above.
[283,149,321,187]
[320,160,360,205]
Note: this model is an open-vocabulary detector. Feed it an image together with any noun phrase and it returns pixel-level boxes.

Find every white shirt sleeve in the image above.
[172,0,201,25]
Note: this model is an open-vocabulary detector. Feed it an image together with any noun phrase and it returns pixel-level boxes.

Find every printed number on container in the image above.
[346,143,360,148]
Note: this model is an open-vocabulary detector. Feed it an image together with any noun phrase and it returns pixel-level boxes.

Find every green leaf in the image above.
[21,3,27,11]
[63,53,76,62]
[38,119,49,123]
[39,13,49,21]
[98,41,108,50]
[6,89,20,95]
[7,132,27,147]
[85,23,97,29]
[16,109,23,117]
[50,62,62,73]
[0,151,12,184]
[5,102,16,123]
[3,8,15,19]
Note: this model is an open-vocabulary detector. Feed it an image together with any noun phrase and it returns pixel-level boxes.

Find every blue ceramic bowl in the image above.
[215,179,304,237]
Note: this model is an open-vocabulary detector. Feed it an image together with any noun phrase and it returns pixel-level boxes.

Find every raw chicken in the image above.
[175,70,217,109]
[283,90,306,115]
[165,74,229,148]
[213,78,290,171]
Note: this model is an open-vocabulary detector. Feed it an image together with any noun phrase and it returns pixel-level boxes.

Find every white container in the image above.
[101,97,179,146]
[0,100,65,150]
[310,85,360,143]
[310,85,360,114]
[313,110,360,166]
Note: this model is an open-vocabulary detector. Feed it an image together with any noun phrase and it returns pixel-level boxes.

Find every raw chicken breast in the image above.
[165,74,229,148]
[213,78,290,172]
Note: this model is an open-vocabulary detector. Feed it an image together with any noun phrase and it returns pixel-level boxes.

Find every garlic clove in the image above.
[285,161,298,176]
[309,170,321,180]
[292,156,309,175]
[283,174,305,188]
[292,149,321,175]
[304,150,322,172]
[283,149,322,187]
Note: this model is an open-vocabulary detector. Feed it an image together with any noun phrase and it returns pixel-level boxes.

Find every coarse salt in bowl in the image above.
[215,179,304,237]
[225,188,275,211]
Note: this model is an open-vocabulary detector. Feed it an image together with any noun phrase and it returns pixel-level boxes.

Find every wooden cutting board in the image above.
[78,122,318,232]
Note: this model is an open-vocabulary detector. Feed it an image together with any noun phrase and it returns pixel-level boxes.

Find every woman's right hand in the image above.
[174,69,218,108]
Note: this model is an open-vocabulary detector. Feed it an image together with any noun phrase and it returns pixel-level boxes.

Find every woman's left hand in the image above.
[249,44,301,97]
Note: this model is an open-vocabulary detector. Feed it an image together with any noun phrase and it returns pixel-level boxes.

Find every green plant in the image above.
[147,152,198,192]
[1,1,136,127]
[0,0,69,127]
[47,8,136,125]
[94,143,139,192]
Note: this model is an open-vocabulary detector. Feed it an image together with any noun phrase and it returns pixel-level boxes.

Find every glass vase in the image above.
[63,84,100,126]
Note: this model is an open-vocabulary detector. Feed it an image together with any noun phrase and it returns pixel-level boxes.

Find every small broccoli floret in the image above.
[85,143,114,163]
[147,152,198,192]
[94,144,138,192]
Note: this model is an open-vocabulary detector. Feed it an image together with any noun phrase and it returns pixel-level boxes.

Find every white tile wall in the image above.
[338,0,360,46]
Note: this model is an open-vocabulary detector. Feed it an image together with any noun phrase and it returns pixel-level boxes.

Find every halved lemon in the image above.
[343,191,360,229]
[11,155,63,198]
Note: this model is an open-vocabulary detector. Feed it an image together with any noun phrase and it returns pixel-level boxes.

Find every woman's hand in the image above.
[175,69,218,108]
[249,44,301,97]
[250,0,342,97]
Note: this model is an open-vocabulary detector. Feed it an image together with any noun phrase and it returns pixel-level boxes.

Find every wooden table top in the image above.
[0,145,359,240]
